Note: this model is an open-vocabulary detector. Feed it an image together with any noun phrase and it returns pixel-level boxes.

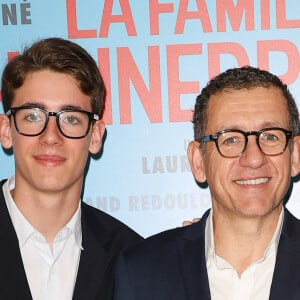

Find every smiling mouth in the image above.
[235,178,269,185]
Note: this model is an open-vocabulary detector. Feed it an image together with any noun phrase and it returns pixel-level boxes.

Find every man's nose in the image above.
[239,136,267,168]
[39,116,63,145]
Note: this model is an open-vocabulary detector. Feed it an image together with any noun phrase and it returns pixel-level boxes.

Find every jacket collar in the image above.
[269,208,300,299]
[72,202,114,299]
[0,179,32,299]
[176,209,211,300]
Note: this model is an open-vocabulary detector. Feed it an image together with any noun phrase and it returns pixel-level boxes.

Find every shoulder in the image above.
[126,226,186,259]
[0,179,7,190]
[282,208,300,237]
[81,201,136,232]
[123,210,209,262]
[0,179,9,210]
[114,210,209,293]
[81,201,143,249]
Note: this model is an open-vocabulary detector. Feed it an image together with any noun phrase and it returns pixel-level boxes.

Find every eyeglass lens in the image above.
[217,129,288,157]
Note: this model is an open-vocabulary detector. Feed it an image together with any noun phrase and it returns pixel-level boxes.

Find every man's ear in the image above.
[291,136,300,177]
[0,114,12,150]
[89,120,105,154]
[187,141,207,183]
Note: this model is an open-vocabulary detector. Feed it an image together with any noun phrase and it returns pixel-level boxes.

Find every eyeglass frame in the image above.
[6,105,100,139]
[200,127,293,158]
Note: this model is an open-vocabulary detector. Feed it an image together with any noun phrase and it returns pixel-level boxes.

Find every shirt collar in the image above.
[205,207,284,265]
[205,209,214,261]
[65,200,83,250]
[2,176,82,249]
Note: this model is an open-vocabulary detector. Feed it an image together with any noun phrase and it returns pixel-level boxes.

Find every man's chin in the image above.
[235,204,282,219]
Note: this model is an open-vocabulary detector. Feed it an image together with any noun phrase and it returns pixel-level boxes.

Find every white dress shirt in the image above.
[2,176,82,300]
[205,209,283,300]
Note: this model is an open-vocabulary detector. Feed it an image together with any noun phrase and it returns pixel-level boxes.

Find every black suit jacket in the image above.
[114,209,300,300]
[0,180,142,299]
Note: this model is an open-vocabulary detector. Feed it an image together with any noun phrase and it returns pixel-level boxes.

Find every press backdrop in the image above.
[0,0,300,237]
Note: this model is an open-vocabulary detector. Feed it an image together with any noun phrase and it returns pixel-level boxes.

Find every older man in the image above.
[114,66,300,300]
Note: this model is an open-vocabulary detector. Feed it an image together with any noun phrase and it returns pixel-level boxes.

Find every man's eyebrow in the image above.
[18,103,85,111]
[260,121,286,128]
[21,102,45,109]
[61,105,84,111]
[219,122,287,131]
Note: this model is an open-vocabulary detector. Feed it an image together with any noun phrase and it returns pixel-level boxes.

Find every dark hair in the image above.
[1,37,105,116]
[193,66,299,141]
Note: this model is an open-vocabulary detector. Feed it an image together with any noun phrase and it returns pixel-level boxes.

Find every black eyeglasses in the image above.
[6,106,99,139]
[200,127,293,158]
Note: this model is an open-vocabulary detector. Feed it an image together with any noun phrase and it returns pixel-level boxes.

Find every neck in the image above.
[11,179,82,245]
[212,205,282,276]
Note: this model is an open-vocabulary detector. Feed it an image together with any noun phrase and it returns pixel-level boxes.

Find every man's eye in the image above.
[265,134,278,141]
[64,115,80,125]
[25,113,41,122]
[223,136,238,145]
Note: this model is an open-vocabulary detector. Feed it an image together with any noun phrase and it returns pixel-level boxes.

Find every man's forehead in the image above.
[206,87,289,131]
[207,86,287,110]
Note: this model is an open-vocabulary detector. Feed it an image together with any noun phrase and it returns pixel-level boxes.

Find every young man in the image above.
[114,67,300,300]
[0,37,142,300]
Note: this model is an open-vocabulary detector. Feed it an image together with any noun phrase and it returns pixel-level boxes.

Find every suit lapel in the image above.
[176,211,211,300]
[72,203,113,300]
[269,209,300,300]
[0,181,32,299]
